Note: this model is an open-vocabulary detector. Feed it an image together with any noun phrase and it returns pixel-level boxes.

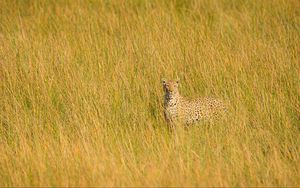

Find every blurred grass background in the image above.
[0,0,299,186]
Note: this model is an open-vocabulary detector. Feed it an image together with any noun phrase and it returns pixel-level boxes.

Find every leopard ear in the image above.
[176,78,180,84]
[162,78,167,85]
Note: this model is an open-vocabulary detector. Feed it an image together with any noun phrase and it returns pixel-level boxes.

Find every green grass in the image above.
[1,0,299,186]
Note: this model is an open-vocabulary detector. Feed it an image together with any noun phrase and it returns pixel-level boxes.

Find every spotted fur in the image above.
[162,79,227,126]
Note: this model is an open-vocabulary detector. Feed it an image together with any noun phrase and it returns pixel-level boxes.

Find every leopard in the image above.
[162,78,227,126]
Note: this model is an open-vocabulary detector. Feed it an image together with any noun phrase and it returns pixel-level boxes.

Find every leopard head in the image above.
[162,78,180,100]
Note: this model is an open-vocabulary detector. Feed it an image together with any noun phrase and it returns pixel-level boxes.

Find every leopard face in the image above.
[162,79,180,100]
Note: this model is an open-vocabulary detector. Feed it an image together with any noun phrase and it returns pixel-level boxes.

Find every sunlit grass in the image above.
[0,0,299,186]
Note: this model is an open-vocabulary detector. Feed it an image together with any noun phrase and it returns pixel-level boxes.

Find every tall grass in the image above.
[0,0,299,186]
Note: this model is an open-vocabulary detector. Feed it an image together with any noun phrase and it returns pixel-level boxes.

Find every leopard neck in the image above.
[164,92,182,107]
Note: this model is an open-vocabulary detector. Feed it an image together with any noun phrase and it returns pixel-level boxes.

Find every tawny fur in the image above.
[162,79,227,126]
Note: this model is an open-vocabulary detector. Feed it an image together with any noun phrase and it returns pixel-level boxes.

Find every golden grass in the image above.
[1,0,299,186]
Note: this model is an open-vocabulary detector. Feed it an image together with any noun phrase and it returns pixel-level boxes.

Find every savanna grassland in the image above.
[0,0,299,186]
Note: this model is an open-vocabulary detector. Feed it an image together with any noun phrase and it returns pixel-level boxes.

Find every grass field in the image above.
[1,0,299,186]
